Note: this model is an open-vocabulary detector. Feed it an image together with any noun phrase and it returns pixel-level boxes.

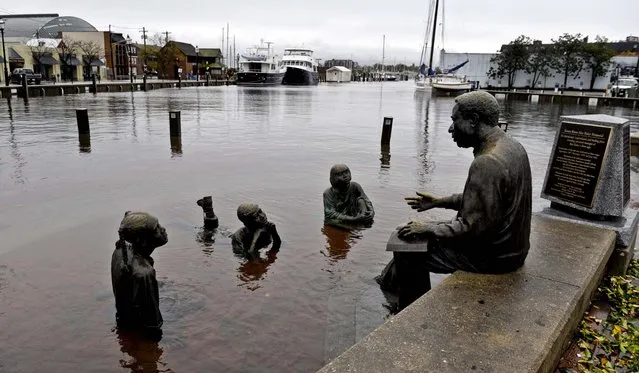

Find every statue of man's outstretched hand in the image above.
[405,192,440,212]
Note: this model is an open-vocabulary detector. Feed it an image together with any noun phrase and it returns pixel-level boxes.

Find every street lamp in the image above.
[126,35,133,83]
[0,19,9,86]
[195,45,199,81]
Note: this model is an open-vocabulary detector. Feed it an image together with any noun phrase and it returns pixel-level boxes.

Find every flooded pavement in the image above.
[0,83,638,372]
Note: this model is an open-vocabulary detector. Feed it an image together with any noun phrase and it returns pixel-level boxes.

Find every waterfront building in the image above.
[441,35,639,90]
[326,66,351,82]
[159,41,223,79]
[324,59,358,70]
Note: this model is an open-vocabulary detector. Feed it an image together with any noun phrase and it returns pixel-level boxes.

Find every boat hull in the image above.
[432,82,472,93]
[236,72,284,86]
[282,67,319,86]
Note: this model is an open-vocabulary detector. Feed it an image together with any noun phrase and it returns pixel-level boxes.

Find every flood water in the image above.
[0,83,638,373]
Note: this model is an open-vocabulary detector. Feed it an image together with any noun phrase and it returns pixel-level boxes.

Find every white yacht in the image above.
[280,48,319,85]
[236,41,284,86]
[431,74,473,93]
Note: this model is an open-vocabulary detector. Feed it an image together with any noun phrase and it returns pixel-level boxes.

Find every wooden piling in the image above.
[169,111,181,137]
[21,74,29,100]
[91,74,97,94]
[381,117,393,145]
[76,109,90,135]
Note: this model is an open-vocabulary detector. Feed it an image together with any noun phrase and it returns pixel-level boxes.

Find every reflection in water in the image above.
[415,93,432,188]
[196,227,216,256]
[170,137,182,157]
[116,329,173,373]
[236,250,278,291]
[6,98,13,121]
[320,224,363,262]
[8,114,26,184]
[379,144,390,168]
[78,134,91,153]
[131,94,138,141]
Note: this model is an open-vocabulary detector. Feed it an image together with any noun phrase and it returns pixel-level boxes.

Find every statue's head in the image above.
[330,164,351,190]
[448,91,500,148]
[118,211,168,256]
[237,203,268,230]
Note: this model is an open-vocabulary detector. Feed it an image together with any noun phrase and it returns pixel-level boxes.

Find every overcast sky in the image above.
[2,0,638,64]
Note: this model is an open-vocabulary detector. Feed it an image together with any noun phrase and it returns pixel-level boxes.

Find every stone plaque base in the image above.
[536,205,639,276]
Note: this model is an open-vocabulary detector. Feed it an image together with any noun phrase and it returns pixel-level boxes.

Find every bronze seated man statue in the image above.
[231,203,281,256]
[376,91,533,311]
[111,211,169,340]
[323,164,375,228]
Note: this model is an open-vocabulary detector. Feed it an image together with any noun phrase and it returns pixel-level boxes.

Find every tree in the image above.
[78,41,103,62]
[58,37,80,63]
[551,33,586,90]
[29,40,54,77]
[526,42,553,88]
[487,35,531,89]
[156,42,181,78]
[581,36,615,90]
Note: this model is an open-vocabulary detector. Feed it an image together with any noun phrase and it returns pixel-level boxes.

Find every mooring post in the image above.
[21,74,29,100]
[178,75,182,88]
[381,117,393,145]
[142,75,147,92]
[91,74,97,94]
[169,111,181,137]
[76,108,90,135]
[206,74,210,87]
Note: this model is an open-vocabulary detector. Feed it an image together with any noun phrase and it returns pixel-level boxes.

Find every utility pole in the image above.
[140,26,147,70]
[109,24,115,80]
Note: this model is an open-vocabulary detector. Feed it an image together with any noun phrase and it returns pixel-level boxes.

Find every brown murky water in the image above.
[0,84,637,372]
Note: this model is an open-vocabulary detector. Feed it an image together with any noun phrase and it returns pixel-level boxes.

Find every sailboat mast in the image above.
[428,0,439,73]
[382,34,386,75]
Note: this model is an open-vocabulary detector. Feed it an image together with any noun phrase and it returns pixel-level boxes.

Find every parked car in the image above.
[10,68,42,85]
[610,77,639,98]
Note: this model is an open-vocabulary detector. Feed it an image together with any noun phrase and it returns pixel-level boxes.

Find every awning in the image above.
[9,48,24,63]
[61,54,81,66]
[83,57,105,67]
[36,53,59,65]
[67,56,81,66]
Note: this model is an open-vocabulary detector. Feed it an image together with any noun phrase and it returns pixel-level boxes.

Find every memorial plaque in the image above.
[543,121,611,208]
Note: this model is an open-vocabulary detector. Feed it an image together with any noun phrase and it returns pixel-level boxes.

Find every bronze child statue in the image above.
[231,203,281,255]
[111,211,168,340]
[196,196,219,230]
[323,164,375,228]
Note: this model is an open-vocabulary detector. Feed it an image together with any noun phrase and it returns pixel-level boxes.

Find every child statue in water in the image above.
[111,211,168,341]
[231,204,282,255]
[323,164,375,228]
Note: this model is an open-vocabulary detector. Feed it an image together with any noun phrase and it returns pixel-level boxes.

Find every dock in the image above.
[0,79,234,99]
[484,89,639,109]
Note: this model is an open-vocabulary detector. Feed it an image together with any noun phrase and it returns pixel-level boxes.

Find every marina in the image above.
[0,82,638,372]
